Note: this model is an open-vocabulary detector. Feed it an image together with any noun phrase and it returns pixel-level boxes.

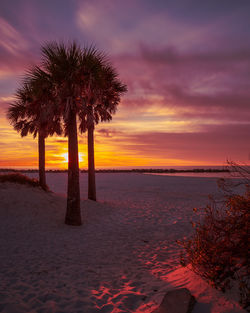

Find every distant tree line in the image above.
[0,168,230,173]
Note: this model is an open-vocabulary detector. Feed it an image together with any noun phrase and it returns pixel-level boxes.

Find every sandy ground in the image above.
[0,173,246,313]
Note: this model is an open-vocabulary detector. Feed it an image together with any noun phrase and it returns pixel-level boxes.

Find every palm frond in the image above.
[7,101,27,124]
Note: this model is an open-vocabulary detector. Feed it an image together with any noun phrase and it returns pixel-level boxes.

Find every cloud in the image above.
[76,0,205,53]
[161,85,250,121]
[115,44,250,90]
[140,44,250,66]
[0,17,38,87]
[97,128,125,138]
[97,128,113,138]
[112,123,250,163]
[0,97,13,115]
[92,122,249,165]
[77,2,105,29]
[111,43,250,127]
[0,17,28,54]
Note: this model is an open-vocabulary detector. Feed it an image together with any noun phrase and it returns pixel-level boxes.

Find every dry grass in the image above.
[0,172,49,191]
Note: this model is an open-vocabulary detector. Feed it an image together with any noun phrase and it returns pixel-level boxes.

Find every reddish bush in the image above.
[179,166,250,310]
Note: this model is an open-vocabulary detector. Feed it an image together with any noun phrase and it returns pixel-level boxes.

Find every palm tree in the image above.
[9,40,126,225]
[28,67,62,189]
[78,50,127,201]
[41,41,83,225]
[7,68,62,190]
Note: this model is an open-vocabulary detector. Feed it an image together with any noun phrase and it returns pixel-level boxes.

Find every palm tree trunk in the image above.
[65,109,82,225]
[87,107,96,201]
[88,125,96,201]
[38,131,46,190]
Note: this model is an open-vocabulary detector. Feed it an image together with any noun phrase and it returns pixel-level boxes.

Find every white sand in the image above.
[0,173,246,313]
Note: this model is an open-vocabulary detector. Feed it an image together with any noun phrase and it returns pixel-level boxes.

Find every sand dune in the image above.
[0,174,246,313]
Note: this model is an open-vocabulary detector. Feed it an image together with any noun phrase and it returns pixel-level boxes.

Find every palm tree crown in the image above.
[8,67,62,139]
[78,49,127,132]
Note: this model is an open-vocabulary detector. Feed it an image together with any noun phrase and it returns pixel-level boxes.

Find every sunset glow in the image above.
[0,2,249,312]
[0,1,249,168]
[61,152,84,164]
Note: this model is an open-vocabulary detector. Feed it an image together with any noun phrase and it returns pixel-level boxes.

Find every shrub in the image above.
[179,165,250,310]
[0,172,49,191]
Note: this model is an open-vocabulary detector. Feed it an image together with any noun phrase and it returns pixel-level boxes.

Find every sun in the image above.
[62,152,84,163]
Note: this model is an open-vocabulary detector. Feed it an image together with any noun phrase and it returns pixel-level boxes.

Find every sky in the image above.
[0,0,249,169]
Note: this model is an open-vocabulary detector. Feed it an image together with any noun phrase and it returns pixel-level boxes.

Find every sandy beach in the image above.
[0,173,246,313]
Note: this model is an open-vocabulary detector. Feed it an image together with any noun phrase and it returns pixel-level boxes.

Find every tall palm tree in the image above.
[7,68,62,190]
[78,50,127,201]
[41,41,83,225]
[28,66,62,189]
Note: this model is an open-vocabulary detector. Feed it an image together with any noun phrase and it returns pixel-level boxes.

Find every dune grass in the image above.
[0,172,49,191]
